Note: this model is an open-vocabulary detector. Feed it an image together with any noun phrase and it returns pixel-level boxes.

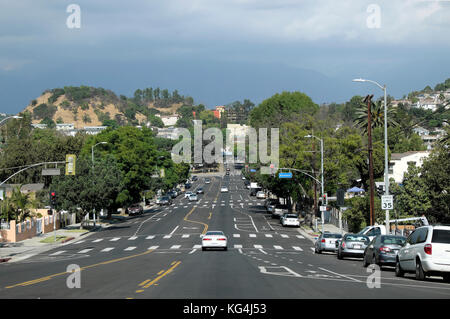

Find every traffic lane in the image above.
[0,246,179,298]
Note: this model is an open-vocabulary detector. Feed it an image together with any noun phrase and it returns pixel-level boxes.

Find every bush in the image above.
[33,103,57,120]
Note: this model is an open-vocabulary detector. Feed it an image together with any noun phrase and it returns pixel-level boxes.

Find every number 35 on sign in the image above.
[381,195,393,210]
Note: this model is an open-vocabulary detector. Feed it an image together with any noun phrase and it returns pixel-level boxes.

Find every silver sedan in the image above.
[336,234,370,260]
[315,232,342,254]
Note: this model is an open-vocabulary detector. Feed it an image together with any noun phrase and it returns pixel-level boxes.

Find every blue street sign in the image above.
[278,172,292,179]
[250,169,257,173]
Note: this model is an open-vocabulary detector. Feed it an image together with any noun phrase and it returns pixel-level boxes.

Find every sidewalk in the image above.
[297,220,346,244]
[0,204,159,263]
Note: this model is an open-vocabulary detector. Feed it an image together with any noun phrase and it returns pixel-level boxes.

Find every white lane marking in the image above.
[128,236,137,240]
[189,249,197,254]
[78,249,92,254]
[259,249,268,255]
[101,247,114,252]
[293,246,303,251]
[169,226,179,236]
[233,234,240,238]
[297,235,305,239]
[265,234,273,238]
[234,244,243,249]
[92,239,103,243]
[254,245,263,249]
[193,245,202,249]
[249,234,257,238]
[318,267,362,283]
[124,246,136,251]
[148,246,159,250]
[170,245,181,249]
[49,251,66,256]
[182,234,190,238]
[163,235,172,239]
[73,240,85,245]
[274,245,283,250]
[281,234,289,238]
[110,237,120,242]
[146,235,155,239]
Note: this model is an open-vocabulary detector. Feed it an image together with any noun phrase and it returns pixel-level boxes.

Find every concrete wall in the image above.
[0,215,60,243]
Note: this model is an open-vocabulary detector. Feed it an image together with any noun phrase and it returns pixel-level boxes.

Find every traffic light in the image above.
[50,191,56,207]
[321,193,328,205]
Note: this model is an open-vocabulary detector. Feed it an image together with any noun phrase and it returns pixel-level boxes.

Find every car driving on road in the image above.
[315,232,342,254]
[196,187,204,194]
[336,234,370,260]
[272,204,289,219]
[363,235,406,269]
[280,213,300,227]
[159,196,172,206]
[184,191,193,199]
[220,186,229,193]
[256,191,266,199]
[201,231,228,251]
[188,193,198,201]
[395,225,450,282]
[126,204,144,216]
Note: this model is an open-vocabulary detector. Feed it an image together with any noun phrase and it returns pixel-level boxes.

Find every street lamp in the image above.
[353,78,390,233]
[91,142,108,226]
[305,134,324,233]
[0,115,22,126]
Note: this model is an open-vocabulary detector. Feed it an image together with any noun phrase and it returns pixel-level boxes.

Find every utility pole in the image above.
[364,94,375,226]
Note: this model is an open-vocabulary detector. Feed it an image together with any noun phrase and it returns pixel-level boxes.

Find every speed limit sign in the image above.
[381,195,394,210]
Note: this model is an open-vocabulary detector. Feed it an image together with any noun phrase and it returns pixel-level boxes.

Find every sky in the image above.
[1,0,449,114]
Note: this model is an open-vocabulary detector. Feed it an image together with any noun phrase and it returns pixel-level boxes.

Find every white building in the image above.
[155,114,179,127]
[56,123,75,131]
[412,126,429,136]
[388,151,430,184]
[156,127,183,140]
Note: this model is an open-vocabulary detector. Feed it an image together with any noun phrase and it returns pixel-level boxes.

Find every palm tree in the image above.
[0,197,15,223]
[354,100,398,134]
[10,186,31,223]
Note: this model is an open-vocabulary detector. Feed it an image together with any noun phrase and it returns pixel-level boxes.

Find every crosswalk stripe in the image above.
[193,245,202,249]
[233,234,240,238]
[78,249,92,254]
[73,240,85,244]
[234,244,243,249]
[49,250,66,256]
[182,234,190,238]
[128,236,137,240]
[281,234,289,238]
[274,245,283,250]
[146,235,155,239]
[293,246,303,251]
[163,235,172,239]
[170,245,181,249]
[148,246,159,250]
[124,246,137,251]
[296,235,305,239]
[110,237,120,241]
[101,247,114,252]
[265,234,273,238]
[92,239,103,243]
[249,234,256,238]
[254,245,263,249]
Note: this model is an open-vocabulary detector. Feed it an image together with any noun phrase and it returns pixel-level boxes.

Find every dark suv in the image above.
[126,204,143,216]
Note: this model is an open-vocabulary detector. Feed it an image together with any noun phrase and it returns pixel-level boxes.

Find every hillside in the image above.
[22,86,193,129]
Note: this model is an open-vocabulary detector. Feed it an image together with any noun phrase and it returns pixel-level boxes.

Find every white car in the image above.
[280,214,300,227]
[220,186,229,193]
[184,191,193,199]
[205,179,211,184]
[256,191,266,199]
[201,231,227,251]
[189,194,198,201]
[396,225,450,282]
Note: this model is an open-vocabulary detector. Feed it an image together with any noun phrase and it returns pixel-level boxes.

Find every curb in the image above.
[61,237,75,243]
[0,258,11,263]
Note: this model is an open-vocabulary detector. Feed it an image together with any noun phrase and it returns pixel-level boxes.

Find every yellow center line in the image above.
[143,261,181,289]
[5,249,156,289]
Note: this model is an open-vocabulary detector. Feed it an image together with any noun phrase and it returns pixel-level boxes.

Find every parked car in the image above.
[184,191,193,199]
[256,191,266,199]
[220,186,229,193]
[395,225,450,282]
[185,183,191,189]
[192,176,198,181]
[159,196,172,206]
[272,204,289,219]
[315,232,342,254]
[167,191,176,199]
[363,235,406,268]
[196,187,204,194]
[126,204,143,216]
[156,197,162,205]
[280,213,300,227]
[336,234,370,260]
[201,231,227,251]
[189,193,198,202]
[205,178,211,184]
[265,198,278,213]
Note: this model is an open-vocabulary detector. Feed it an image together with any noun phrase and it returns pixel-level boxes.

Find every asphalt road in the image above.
[1,169,450,299]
